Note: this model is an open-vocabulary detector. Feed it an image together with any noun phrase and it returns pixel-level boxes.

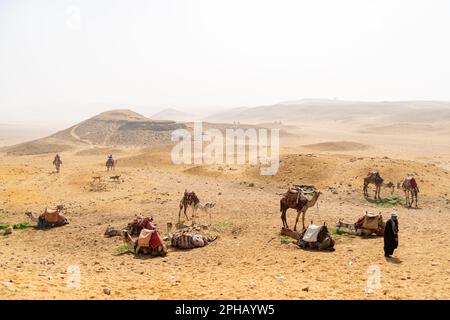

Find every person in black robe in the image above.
[384,212,399,257]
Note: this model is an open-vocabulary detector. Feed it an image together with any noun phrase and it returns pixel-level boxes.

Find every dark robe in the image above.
[384,218,399,256]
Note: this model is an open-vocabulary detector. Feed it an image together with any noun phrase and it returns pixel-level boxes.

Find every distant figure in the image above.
[384,212,399,257]
[53,154,62,173]
[106,154,116,171]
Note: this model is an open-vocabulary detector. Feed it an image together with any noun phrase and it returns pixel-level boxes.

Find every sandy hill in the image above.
[205,99,450,125]
[151,108,196,122]
[3,109,187,155]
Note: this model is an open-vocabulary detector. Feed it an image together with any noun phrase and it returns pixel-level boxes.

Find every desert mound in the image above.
[3,109,187,155]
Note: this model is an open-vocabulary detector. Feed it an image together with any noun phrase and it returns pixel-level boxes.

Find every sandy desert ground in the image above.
[1,112,450,300]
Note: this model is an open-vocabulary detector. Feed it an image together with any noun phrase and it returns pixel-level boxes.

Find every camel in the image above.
[25,205,68,228]
[104,216,155,238]
[197,202,216,224]
[336,212,385,236]
[297,223,335,251]
[53,154,62,173]
[122,230,167,257]
[106,155,117,171]
[166,222,217,249]
[400,175,419,208]
[178,190,214,223]
[280,186,321,231]
[363,171,393,200]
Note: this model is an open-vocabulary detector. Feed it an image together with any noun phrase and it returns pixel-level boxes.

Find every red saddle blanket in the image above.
[138,229,164,249]
[407,177,418,189]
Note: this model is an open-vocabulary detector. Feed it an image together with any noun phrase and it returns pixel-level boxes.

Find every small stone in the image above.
[48,276,53,280]
[103,287,111,295]
[302,287,309,292]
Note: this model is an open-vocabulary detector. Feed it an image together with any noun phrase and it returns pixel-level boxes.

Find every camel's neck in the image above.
[307,193,320,207]
[27,213,39,223]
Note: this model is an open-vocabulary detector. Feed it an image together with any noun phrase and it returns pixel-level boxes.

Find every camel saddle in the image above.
[405,176,418,189]
[138,228,164,249]
[302,224,322,242]
[184,192,200,204]
[285,184,316,207]
[357,212,382,230]
[41,208,64,223]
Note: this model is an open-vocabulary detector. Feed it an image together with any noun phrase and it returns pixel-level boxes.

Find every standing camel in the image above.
[53,154,62,173]
[280,188,322,231]
[363,171,388,200]
[178,190,200,223]
[400,175,419,208]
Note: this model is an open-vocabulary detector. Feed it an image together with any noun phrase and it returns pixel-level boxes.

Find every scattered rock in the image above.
[103,287,111,295]
[4,227,13,235]
[248,183,255,187]
[301,287,309,292]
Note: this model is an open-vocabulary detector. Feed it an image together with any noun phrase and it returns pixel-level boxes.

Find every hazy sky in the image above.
[1,0,450,127]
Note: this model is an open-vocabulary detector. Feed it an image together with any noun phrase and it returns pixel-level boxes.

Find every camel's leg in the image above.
[293,210,302,231]
[191,205,197,224]
[415,191,418,207]
[301,210,306,231]
[184,206,189,221]
[192,205,197,220]
[178,205,183,223]
[281,208,288,229]
[407,190,412,208]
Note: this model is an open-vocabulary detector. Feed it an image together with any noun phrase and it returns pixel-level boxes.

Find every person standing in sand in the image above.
[384,212,399,257]
[53,153,62,173]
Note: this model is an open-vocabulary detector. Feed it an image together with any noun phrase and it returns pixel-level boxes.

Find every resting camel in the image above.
[178,190,215,223]
[53,154,62,173]
[104,216,155,237]
[25,205,68,228]
[280,187,321,231]
[363,171,393,200]
[122,230,167,257]
[400,175,419,208]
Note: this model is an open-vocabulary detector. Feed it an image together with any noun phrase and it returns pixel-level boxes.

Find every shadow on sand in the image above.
[385,256,402,264]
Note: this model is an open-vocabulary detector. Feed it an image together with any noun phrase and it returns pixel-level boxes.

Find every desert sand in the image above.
[1,107,450,300]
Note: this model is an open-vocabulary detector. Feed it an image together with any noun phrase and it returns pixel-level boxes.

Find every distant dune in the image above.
[205,99,450,124]
[151,108,196,122]
[301,141,369,152]
[357,122,442,135]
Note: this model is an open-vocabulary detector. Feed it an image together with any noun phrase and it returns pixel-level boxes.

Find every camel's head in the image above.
[104,226,115,237]
[206,202,216,209]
